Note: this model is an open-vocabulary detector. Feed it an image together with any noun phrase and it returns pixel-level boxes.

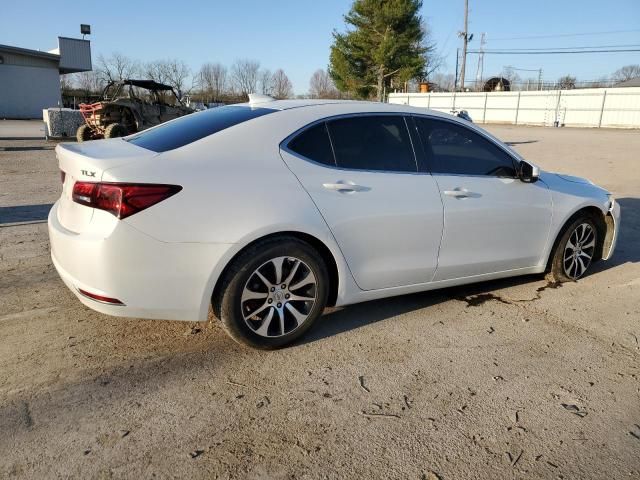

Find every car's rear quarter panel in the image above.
[101,108,366,315]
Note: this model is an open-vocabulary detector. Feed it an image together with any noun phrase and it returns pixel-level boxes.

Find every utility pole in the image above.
[538,68,543,91]
[455,48,459,90]
[458,0,469,91]
[475,32,486,91]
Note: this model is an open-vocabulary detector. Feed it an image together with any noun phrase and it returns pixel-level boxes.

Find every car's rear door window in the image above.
[415,117,516,177]
[127,105,276,153]
[287,123,335,166]
[326,116,417,172]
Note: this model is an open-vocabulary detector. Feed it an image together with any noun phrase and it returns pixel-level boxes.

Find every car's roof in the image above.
[238,98,454,119]
[240,98,362,110]
[232,98,522,162]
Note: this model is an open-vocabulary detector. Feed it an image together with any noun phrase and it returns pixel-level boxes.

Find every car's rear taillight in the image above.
[72,182,182,219]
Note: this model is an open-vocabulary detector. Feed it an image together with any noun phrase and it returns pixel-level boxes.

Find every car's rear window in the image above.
[126,105,276,152]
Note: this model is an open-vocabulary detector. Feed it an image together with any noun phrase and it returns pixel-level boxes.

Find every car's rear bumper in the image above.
[602,198,620,261]
[48,201,232,321]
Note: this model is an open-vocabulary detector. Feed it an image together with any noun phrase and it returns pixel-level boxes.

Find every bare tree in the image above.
[163,59,191,98]
[75,70,103,95]
[590,76,611,88]
[259,69,275,95]
[557,74,577,90]
[611,64,640,83]
[419,21,442,81]
[231,59,260,96]
[430,72,455,92]
[501,66,521,87]
[59,74,73,98]
[210,63,228,101]
[96,53,139,83]
[521,77,539,91]
[143,60,170,85]
[309,69,339,98]
[198,62,227,102]
[271,69,293,99]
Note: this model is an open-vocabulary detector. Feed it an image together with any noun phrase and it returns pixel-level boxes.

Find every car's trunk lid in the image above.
[56,138,157,232]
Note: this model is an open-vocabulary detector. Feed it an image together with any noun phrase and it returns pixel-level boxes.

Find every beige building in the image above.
[0,37,91,119]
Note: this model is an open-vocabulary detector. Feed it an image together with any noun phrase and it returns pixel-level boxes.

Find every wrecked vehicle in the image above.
[76,79,193,142]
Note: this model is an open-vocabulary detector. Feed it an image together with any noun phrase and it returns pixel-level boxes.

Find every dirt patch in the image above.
[1,126,639,479]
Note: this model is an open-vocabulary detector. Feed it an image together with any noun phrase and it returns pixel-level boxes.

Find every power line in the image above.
[486,44,640,51]
[505,66,541,72]
[468,48,640,55]
[488,29,640,41]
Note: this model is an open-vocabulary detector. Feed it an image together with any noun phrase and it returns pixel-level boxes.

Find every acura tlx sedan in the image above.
[48,96,620,349]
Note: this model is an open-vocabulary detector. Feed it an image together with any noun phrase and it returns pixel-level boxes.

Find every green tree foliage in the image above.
[329,0,427,101]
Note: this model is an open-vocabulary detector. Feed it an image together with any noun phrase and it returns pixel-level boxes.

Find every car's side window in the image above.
[326,116,417,172]
[415,117,516,177]
[287,123,336,166]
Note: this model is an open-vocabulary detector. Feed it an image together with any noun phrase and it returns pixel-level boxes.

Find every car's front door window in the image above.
[415,117,516,177]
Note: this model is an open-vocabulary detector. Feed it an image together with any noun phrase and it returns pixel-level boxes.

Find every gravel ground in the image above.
[1,124,639,479]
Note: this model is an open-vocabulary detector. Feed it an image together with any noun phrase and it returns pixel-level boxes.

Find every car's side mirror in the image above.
[518,161,540,183]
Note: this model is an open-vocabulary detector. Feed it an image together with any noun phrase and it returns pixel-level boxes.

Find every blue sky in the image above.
[2,0,639,93]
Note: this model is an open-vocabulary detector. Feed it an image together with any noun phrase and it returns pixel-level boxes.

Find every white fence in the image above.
[388,87,640,129]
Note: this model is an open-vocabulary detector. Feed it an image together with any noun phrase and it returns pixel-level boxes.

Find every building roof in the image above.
[0,43,60,61]
[0,38,91,73]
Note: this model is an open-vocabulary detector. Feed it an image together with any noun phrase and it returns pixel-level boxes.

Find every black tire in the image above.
[76,124,93,143]
[548,216,598,282]
[104,123,128,139]
[213,237,329,349]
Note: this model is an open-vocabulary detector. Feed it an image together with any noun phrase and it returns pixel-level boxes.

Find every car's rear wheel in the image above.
[76,124,93,142]
[104,122,128,139]
[214,237,329,349]
[549,216,598,282]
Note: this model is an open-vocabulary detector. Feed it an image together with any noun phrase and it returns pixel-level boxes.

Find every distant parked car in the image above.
[76,79,193,142]
[49,96,620,349]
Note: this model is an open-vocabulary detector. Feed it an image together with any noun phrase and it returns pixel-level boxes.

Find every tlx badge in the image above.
[81,170,96,177]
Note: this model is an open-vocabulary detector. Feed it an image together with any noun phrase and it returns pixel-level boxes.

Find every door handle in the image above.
[443,187,471,198]
[323,180,370,193]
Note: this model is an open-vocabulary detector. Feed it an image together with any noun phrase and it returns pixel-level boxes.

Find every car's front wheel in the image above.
[549,216,598,282]
[214,237,329,349]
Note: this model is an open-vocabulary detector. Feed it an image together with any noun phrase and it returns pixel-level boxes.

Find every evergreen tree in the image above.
[329,0,427,101]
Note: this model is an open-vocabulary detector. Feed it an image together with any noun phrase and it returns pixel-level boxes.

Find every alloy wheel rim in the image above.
[563,223,596,279]
[241,256,317,338]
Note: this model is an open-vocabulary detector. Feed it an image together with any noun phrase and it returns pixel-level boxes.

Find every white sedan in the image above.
[48,96,620,348]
